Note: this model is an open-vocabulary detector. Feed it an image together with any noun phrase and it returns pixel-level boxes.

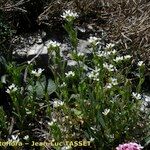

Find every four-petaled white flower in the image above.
[6,83,18,94]
[102,108,110,116]
[31,68,44,77]
[88,36,100,45]
[65,71,75,77]
[138,61,144,67]
[61,10,78,22]
[49,40,61,48]
[132,92,141,100]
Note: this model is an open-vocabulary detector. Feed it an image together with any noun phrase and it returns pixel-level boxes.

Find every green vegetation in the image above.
[0,0,150,150]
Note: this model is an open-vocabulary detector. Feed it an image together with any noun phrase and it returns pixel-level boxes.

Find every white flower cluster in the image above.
[88,36,100,45]
[49,40,61,48]
[31,68,44,77]
[88,68,100,81]
[6,84,18,94]
[103,63,116,72]
[113,55,132,62]
[61,10,78,22]
[53,100,64,108]
[114,56,124,62]
[65,71,75,77]
[132,92,142,100]
[97,50,117,58]
[105,78,118,89]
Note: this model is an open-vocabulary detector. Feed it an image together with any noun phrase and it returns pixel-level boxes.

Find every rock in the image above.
[27,43,47,56]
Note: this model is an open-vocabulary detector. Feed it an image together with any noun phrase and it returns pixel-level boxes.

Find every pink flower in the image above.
[116,142,143,150]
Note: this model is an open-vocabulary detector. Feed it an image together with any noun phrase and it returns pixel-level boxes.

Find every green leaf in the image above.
[28,76,56,98]
[144,135,150,147]
[72,108,83,118]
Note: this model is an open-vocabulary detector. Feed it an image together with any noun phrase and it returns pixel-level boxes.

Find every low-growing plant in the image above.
[0,9,149,150]
[46,10,149,150]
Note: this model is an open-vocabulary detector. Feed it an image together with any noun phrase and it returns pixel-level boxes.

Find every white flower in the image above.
[23,135,29,140]
[97,50,116,58]
[53,100,64,108]
[105,43,115,49]
[11,135,19,140]
[90,137,95,142]
[8,135,19,142]
[113,56,124,62]
[138,61,144,67]
[65,71,75,77]
[97,51,109,58]
[77,52,84,57]
[31,68,44,77]
[25,108,32,114]
[106,83,112,89]
[132,92,141,100]
[48,118,57,126]
[6,84,18,94]
[88,68,100,81]
[48,122,54,126]
[111,50,117,54]
[110,78,118,85]
[27,61,31,64]
[103,63,116,72]
[114,55,131,62]
[48,40,61,48]
[60,82,67,87]
[102,109,110,115]
[61,10,78,21]
[61,146,71,150]
[88,36,100,45]
[124,55,132,59]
